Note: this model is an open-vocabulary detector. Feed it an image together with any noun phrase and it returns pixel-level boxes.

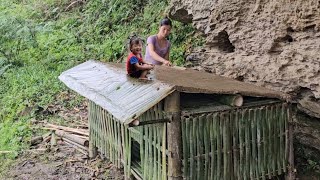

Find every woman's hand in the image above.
[163,60,172,66]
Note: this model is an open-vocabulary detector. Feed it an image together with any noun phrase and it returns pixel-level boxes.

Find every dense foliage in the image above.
[0,0,203,159]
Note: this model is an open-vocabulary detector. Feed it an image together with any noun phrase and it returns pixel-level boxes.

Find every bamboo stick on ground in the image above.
[55,130,89,147]
[46,123,89,136]
[64,140,88,156]
[62,137,88,151]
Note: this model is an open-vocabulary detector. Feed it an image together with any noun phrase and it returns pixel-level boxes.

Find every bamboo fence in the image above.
[89,100,291,180]
[181,102,290,180]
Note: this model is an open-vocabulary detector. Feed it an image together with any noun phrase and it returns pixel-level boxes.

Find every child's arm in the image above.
[134,63,153,70]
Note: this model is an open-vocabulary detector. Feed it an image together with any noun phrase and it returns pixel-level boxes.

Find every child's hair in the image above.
[128,35,143,52]
[160,17,172,27]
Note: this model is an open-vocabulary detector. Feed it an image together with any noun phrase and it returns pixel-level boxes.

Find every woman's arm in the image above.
[147,43,171,65]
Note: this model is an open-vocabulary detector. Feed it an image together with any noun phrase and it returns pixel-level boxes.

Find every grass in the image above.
[0,0,204,174]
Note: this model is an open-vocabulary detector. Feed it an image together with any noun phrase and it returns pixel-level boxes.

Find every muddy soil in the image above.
[4,145,124,180]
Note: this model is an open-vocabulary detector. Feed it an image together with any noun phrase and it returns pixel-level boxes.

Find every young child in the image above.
[126,36,154,80]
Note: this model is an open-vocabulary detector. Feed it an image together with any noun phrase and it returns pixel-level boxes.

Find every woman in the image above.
[145,18,172,66]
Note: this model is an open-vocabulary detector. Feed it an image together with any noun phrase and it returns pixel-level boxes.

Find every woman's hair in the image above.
[160,18,172,27]
[128,35,143,51]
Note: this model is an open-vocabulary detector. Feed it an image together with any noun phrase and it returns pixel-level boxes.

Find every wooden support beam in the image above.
[165,91,183,180]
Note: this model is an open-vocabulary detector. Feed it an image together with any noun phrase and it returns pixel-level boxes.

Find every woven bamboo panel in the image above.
[181,102,290,180]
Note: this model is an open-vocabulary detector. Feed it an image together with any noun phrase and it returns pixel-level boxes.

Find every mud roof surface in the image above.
[59,60,287,124]
[109,63,288,99]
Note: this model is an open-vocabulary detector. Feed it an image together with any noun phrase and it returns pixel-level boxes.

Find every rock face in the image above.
[169,0,320,165]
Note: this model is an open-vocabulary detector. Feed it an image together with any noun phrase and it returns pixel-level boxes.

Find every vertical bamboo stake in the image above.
[250,109,257,179]
[244,109,250,180]
[157,125,162,180]
[198,115,205,180]
[270,106,276,177]
[204,114,210,180]
[190,117,195,179]
[194,116,200,179]
[276,104,282,175]
[148,125,153,180]
[209,113,215,180]
[162,123,167,180]
[286,105,295,180]
[266,106,272,179]
[233,110,240,180]
[153,125,157,180]
[143,126,149,180]
[222,113,228,180]
[165,91,182,180]
[182,116,187,178]
[217,112,222,180]
[257,108,262,179]
[185,117,190,179]
[238,110,245,179]
[281,103,286,172]
[124,125,129,179]
[261,108,266,180]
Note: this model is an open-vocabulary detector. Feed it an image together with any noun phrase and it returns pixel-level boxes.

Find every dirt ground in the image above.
[4,145,124,180]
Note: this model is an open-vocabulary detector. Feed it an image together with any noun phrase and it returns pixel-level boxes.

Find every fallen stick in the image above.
[62,137,88,151]
[72,134,89,140]
[31,136,43,146]
[64,141,88,156]
[46,123,89,136]
[56,130,89,147]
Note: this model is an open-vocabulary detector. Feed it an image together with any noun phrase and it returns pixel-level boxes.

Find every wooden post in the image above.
[89,101,98,159]
[165,91,183,180]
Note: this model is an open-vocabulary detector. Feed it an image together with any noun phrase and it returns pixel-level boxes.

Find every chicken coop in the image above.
[59,60,295,180]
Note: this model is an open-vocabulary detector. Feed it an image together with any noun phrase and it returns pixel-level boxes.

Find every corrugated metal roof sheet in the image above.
[59,60,174,124]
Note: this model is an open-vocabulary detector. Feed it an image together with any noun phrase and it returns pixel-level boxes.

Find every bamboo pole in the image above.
[55,130,89,147]
[46,123,89,136]
[182,116,187,178]
[190,117,195,179]
[244,109,249,180]
[217,113,222,180]
[185,116,190,179]
[204,114,209,180]
[165,91,182,180]
[222,113,228,180]
[233,110,240,179]
[257,108,263,179]
[143,126,148,180]
[281,104,286,172]
[209,113,215,180]
[249,109,256,179]
[286,105,295,180]
[162,123,167,180]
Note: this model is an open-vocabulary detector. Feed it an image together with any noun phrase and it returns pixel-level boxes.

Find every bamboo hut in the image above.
[59,60,295,180]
